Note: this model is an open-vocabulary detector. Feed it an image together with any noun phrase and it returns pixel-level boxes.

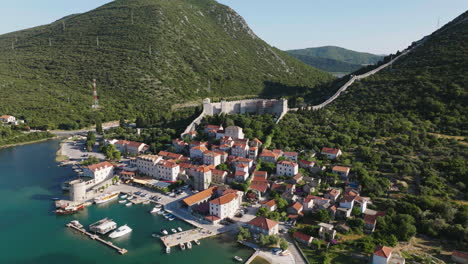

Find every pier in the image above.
[160,227,216,249]
[66,223,128,255]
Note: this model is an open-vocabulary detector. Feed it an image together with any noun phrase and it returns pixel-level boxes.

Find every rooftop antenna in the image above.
[92,79,100,109]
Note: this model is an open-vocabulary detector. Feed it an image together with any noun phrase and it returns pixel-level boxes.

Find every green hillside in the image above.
[0,0,332,129]
[288,46,384,65]
[287,53,363,74]
[272,11,468,252]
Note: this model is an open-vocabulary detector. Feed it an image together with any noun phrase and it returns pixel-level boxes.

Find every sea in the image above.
[0,139,253,264]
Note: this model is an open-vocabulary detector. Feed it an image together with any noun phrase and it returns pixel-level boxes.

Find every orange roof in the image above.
[192,146,208,151]
[205,215,221,221]
[159,160,178,169]
[265,199,276,207]
[87,161,113,172]
[291,202,303,211]
[277,160,298,167]
[254,171,267,178]
[115,140,145,148]
[332,166,350,172]
[182,186,217,206]
[250,182,269,193]
[327,188,340,197]
[253,138,263,144]
[214,151,228,156]
[374,245,392,258]
[248,216,278,231]
[196,165,214,173]
[203,150,220,157]
[210,193,237,205]
[211,169,227,176]
[284,152,298,156]
[322,147,341,155]
[293,231,312,242]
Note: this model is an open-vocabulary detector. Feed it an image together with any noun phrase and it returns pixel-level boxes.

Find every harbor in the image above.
[66,221,128,255]
[160,227,216,249]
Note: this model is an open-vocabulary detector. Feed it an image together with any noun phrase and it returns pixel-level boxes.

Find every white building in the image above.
[135,155,162,178]
[203,150,221,167]
[114,140,148,155]
[231,143,249,158]
[225,126,244,139]
[157,160,180,181]
[190,146,208,160]
[283,152,298,162]
[209,192,242,220]
[321,147,342,159]
[0,115,16,123]
[372,246,404,264]
[276,160,299,176]
[83,161,114,184]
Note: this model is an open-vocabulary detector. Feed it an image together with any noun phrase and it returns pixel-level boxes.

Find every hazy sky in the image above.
[1,0,466,54]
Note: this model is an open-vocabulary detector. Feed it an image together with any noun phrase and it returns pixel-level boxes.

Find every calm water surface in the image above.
[0,140,252,264]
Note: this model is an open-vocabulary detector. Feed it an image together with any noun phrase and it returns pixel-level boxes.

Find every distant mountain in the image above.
[286,54,363,74]
[288,46,384,65]
[0,0,332,129]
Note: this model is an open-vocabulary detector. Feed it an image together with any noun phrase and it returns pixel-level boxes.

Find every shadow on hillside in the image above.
[259,81,311,99]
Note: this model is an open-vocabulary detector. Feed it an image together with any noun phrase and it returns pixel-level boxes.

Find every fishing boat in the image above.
[171,228,177,233]
[166,247,171,254]
[234,256,243,262]
[194,239,200,245]
[118,200,126,204]
[168,216,175,221]
[125,202,132,207]
[186,241,192,249]
[109,225,132,238]
[150,207,160,213]
[55,203,84,215]
[154,203,162,208]
[89,218,117,234]
[70,220,83,228]
[94,191,119,204]
[177,227,182,232]
[161,229,169,235]
[180,243,186,250]
[120,194,128,199]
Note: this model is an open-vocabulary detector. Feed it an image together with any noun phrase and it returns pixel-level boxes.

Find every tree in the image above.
[119,117,126,128]
[81,155,100,165]
[314,209,331,222]
[257,207,269,217]
[95,119,103,134]
[237,227,251,241]
[216,163,229,172]
[279,238,289,250]
[276,198,288,210]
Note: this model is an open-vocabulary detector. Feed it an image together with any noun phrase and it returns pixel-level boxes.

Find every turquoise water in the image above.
[0,140,252,264]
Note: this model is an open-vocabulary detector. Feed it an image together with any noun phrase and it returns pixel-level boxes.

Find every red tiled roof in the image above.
[364,214,377,225]
[332,166,350,173]
[248,216,278,231]
[291,202,303,211]
[293,231,312,242]
[115,140,145,148]
[254,171,268,178]
[374,245,392,258]
[277,160,298,167]
[265,199,276,208]
[284,152,298,156]
[235,171,247,177]
[87,161,113,172]
[183,186,217,206]
[321,147,340,155]
[250,183,269,193]
[292,173,303,180]
[205,125,222,130]
[252,176,268,184]
[210,193,237,205]
[205,215,221,221]
[327,188,340,197]
[452,251,468,260]
[159,160,178,169]
[192,146,208,151]
[253,138,263,144]
[214,151,228,156]
[340,195,356,203]
[196,165,215,173]
[211,169,227,176]
[299,160,315,166]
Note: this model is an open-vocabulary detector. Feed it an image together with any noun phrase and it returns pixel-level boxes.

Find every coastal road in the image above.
[50,121,120,137]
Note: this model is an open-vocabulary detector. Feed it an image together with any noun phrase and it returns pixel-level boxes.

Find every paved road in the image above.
[60,139,105,161]
[50,121,119,136]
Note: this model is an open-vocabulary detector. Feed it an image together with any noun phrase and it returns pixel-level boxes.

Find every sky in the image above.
[1,0,466,54]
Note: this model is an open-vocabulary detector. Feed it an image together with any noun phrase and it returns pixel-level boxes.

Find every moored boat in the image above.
[70,220,83,228]
[120,194,128,199]
[89,218,117,234]
[125,202,132,207]
[55,203,84,215]
[166,247,171,254]
[171,228,177,233]
[118,200,126,204]
[150,207,160,213]
[161,229,168,235]
[177,227,182,232]
[109,225,132,238]
[94,191,119,204]
[194,239,200,245]
[234,256,243,262]
[180,243,186,250]
[186,241,192,249]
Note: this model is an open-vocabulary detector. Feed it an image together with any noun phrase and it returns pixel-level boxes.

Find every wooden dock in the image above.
[66,223,128,255]
[160,227,216,249]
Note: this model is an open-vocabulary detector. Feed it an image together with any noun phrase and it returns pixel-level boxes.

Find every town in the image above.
[58,111,409,264]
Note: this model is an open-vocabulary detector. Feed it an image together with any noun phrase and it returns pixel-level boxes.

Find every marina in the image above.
[66,221,128,255]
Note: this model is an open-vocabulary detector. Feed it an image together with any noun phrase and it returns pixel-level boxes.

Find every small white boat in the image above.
[234,256,243,262]
[151,233,158,238]
[161,229,168,235]
[171,228,177,233]
[186,241,192,249]
[177,227,182,232]
[109,225,132,238]
[118,200,126,204]
[180,243,186,250]
[194,239,200,245]
[125,202,132,207]
[70,220,83,228]
[168,217,175,221]
[166,247,171,254]
[120,194,128,199]
[150,207,160,213]
[143,200,150,205]
[154,203,162,208]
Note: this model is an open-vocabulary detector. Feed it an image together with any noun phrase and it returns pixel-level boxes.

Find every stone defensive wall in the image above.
[181,98,288,137]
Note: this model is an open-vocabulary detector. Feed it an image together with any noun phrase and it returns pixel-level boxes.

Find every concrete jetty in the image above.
[66,222,128,255]
[160,227,216,248]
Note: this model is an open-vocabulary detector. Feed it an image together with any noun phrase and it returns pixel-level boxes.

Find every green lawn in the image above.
[250,256,270,264]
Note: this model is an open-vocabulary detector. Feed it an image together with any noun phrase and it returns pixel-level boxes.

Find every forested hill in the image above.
[334,10,468,135]
[288,46,384,64]
[286,54,363,74]
[0,0,332,129]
